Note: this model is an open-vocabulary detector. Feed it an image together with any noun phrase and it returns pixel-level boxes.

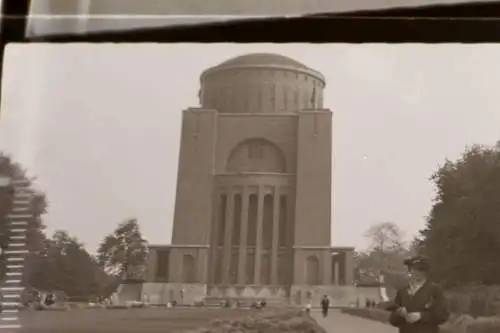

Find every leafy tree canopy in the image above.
[419,142,500,287]
[97,218,148,282]
[356,222,410,285]
[28,230,113,300]
[0,153,116,300]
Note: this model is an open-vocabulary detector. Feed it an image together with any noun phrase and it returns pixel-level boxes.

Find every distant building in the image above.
[140,53,356,306]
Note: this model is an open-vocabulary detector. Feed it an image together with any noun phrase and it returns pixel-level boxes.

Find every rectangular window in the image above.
[155,250,170,281]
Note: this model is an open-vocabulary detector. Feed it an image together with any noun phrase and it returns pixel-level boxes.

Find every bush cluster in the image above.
[190,309,326,333]
[446,286,500,317]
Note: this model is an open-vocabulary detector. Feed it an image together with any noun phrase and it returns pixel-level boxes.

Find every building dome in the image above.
[199,53,325,114]
[216,53,308,70]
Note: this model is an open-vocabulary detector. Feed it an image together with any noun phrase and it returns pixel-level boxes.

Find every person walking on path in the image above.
[388,256,449,333]
[305,303,312,314]
[321,295,330,318]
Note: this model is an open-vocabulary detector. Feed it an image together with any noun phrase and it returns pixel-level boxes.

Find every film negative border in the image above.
[0,178,32,330]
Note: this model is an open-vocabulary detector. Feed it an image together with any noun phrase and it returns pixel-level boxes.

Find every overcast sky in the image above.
[1,43,499,253]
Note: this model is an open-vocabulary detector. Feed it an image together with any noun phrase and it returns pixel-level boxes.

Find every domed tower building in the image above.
[142,54,356,306]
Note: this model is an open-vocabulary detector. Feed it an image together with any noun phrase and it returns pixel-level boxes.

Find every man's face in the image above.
[408,267,426,283]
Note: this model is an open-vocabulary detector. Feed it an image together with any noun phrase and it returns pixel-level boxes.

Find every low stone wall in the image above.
[341,307,500,333]
[290,285,357,307]
[207,285,288,299]
[141,283,360,307]
[141,283,206,305]
[356,286,384,305]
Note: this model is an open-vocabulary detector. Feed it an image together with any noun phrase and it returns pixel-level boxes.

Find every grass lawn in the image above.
[19,308,257,333]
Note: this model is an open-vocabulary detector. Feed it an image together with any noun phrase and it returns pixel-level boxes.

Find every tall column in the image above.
[253,185,264,284]
[221,188,234,284]
[334,261,340,286]
[237,187,250,284]
[209,192,220,284]
[270,186,281,285]
[344,250,355,285]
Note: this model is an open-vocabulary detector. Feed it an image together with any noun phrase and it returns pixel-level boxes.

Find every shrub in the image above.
[446,285,500,317]
[191,309,326,333]
[342,308,389,323]
[468,317,500,333]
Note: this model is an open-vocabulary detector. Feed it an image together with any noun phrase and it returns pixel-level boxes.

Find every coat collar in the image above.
[407,279,429,297]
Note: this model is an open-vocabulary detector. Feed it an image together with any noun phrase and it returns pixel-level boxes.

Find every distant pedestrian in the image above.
[389,256,449,333]
[321,295,330,317]
[44,293,55,306]
[305,303,312,314]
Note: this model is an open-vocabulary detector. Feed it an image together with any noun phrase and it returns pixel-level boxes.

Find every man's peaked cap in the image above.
[404,256,430,272]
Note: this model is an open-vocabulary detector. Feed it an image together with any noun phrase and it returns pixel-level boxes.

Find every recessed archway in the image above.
[226,138,286,173]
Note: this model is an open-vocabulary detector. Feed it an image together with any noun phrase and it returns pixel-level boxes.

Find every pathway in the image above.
[312,310,397,333]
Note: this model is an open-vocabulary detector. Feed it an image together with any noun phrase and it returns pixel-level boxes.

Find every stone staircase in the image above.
[204,296,289,308]
[1,178,33,329]
[204,285,290,308]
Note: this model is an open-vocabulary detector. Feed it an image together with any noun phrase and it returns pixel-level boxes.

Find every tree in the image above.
[29,230,112,300]
[408,236,424,257]
[97,218,148,282]
[0,154,48,282]
[419,143,500,287]
[0,154,114,299]
[365,221,406,253]
[358,222,409,279]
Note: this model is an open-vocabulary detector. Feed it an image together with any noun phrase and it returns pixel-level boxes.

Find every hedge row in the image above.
[446,286,500,317]
[341,308,500,333]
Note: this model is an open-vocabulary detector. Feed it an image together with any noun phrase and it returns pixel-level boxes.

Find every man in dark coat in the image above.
[321,295,330,317]
[44,292,55,306]
[388,256,450,333]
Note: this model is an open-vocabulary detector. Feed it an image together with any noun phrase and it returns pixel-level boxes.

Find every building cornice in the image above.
[149,244,210,249]
[293,246,355,251]
[219,112,297,117]
[216,172,295,177]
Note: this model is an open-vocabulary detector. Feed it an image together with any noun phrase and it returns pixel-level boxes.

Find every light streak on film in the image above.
[1,178,32,330]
